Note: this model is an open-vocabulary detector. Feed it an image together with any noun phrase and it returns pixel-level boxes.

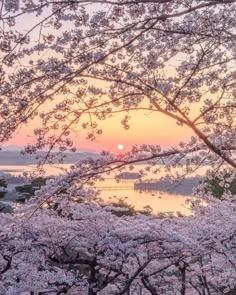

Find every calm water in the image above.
[0,164,209,215]
[97,178,191,215]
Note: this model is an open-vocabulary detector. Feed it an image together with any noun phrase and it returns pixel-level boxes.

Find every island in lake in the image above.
[134,177,204,195]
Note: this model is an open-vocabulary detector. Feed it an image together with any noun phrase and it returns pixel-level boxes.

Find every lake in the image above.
[0,164,209,215]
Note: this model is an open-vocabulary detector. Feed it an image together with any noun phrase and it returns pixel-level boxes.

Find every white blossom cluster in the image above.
[0,0,236,293]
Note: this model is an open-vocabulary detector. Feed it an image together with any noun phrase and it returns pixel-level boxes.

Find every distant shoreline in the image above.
[134,176,204,196]
[0,151,100,166]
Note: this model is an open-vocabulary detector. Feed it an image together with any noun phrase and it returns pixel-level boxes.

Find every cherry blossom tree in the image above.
[0,0,236,294]
[1,177,236,294]
[0,0,235,169]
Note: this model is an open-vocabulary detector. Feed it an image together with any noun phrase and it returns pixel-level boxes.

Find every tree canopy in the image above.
[0,0,235,169]
[0,1,236,294]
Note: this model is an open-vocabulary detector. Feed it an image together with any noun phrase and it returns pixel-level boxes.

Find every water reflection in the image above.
[96,178,191,215]
[0,164,203,215]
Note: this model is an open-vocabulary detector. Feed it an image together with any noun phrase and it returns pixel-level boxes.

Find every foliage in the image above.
[0,178,7,188]
[0,0,235,294]
[15,177,47,202]
[204,173,236,199]
[15,184,35,195]
[1,185,236,294]
[0,178,7,198]
[31,177,47,187]
[110,198,136,216]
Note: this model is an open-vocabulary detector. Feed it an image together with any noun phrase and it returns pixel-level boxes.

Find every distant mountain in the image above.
[1,145,23,151]
[0,151,100,165]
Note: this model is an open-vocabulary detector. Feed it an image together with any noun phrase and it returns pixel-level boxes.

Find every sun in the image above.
[117,144,124,151]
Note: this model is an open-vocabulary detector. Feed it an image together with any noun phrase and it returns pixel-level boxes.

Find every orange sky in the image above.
[5,74,195,152]
[7,109,193,153]
[4,12,196,153]
[4,56,196,153]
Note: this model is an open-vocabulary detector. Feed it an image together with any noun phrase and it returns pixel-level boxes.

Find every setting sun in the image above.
[117,144,124,150]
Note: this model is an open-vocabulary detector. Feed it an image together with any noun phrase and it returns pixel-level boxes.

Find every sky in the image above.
[6,109,193,153]
[4,4,194,153]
